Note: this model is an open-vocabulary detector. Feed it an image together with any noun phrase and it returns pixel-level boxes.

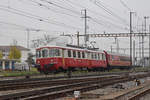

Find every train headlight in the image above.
[50,59,54,62]
[37,61,40,64]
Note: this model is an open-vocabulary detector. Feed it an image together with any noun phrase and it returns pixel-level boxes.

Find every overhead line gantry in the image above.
[61,32,150,38]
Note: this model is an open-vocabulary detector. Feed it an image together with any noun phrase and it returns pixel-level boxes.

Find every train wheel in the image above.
[87,68,92,72]
[67,67,72,78]
[58,67,65,72]
[43,70,49,75]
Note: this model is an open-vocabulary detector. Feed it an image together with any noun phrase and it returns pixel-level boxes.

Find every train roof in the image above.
[106,51,130,57]
[36,45,130,57]
[36,45,104,53]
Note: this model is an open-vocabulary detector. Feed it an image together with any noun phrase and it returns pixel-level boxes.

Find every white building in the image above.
[0,45,30,70]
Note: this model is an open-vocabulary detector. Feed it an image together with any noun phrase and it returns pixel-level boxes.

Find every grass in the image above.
[0,68,40,77]
[0,66,150,77]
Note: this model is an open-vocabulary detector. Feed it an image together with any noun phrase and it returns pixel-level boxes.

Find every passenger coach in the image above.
[104,51,131,69]
[35,46,107,74]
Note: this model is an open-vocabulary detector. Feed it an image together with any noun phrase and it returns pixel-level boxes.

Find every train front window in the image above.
[42,49,48,57]
[49,48,60,57]
[36,50,41,58]
[39,51,41,58]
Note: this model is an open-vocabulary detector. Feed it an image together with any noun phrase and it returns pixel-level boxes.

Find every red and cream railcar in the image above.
[35,46,107,73]
[104,51,131,69]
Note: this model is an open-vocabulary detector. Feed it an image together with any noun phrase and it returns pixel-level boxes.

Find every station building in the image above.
[0,46,30,70]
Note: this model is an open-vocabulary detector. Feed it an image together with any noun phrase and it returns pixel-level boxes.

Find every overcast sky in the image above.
[0,0,150,55]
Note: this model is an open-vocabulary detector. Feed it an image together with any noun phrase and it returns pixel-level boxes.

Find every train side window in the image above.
[87,52,91,59]
[78,51,81,58]
[49,49,54,57]
[95,53,97,60]
[98,53,100,60]
[36,50,40,58]
[102,54,106,60]
[93,53,95,59]
[120,56,129,61]
[55,49,60,56]
[99,54,102,60]
[68,50,71,57]
[49,48,60,57]
[84,52,88,59]
[91,53,94,59]
[82,52,85,58]
[91,53,93,59]
[73,51,76,58]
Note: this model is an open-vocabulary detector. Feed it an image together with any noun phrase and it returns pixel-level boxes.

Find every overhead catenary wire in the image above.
[24,0,79,18]
[0,20,55,33]
[21,0,130,32]
[2,0,141,33]
[63,0,130,32]
[25,0,130,32]
[65,0,128,26]
[95,0,129,24]
[90,0,129,27]
[90,17,129,31]
[0,5,82,30]
[120,0,131,11]
[40,0,81,16]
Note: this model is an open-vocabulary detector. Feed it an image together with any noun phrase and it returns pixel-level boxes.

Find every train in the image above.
[35,45,131,74]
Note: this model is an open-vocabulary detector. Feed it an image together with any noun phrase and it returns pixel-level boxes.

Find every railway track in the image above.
[0,75,116,91]
[0,72,150,100]
[0,71,145,91]
[128,85,150,100]
[0,70,146,85]
[102,79,150,100]
[0,76,127,100]
[0,71,130,84]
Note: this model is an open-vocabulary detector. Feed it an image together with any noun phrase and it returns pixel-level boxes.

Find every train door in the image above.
[103,51,110,67]
[62,49,65,69]
[87,52,92,68]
